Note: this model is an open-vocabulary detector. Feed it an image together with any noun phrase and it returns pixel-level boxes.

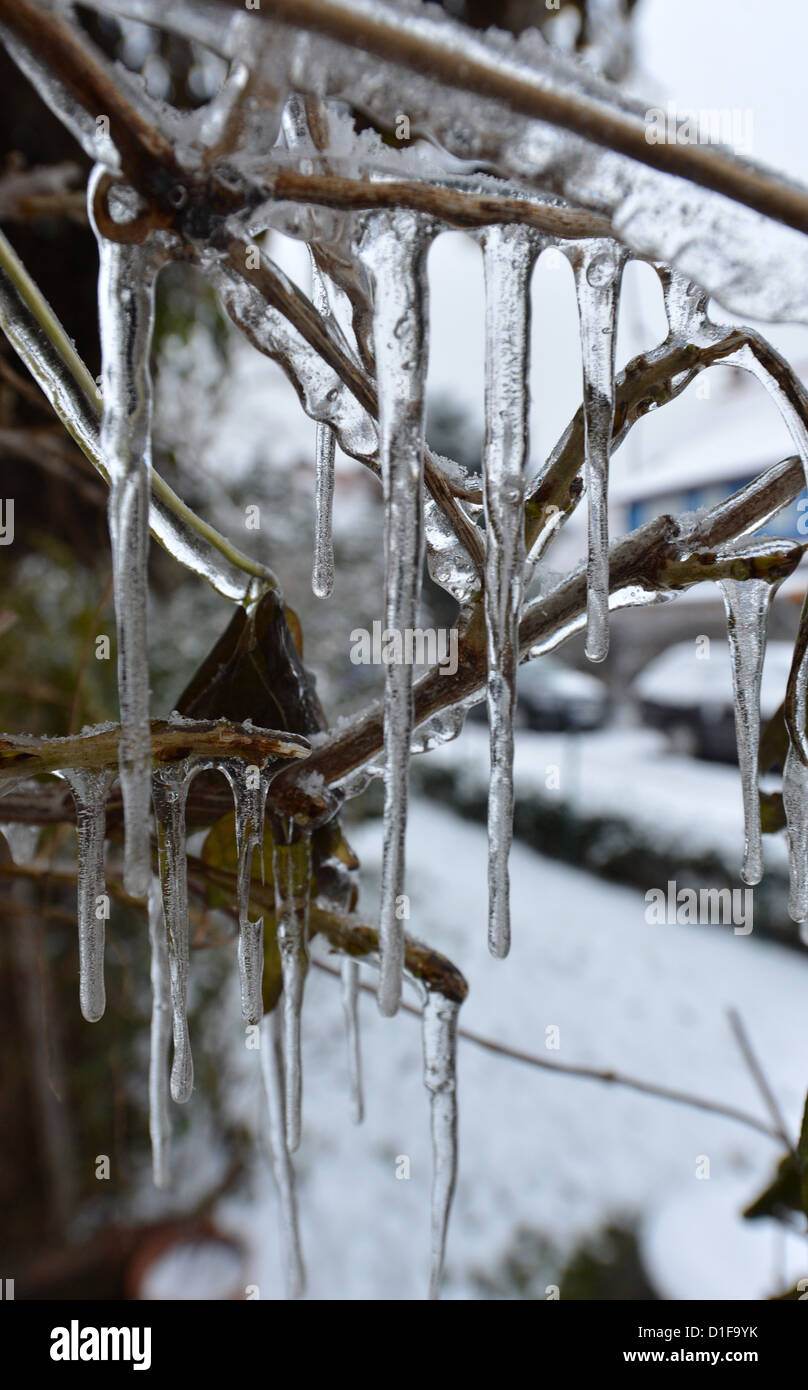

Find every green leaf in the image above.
[760,789,786,834]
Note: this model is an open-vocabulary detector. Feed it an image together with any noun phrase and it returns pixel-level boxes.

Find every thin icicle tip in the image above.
[422,990,460,1301]
[63,767,115,1023]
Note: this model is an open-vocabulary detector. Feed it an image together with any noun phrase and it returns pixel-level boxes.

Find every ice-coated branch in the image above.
[0,719,310,783]
[216,235,485,573]
[257,166,613,241]
[0,231,280,602]
[208,0,807,232]
[267,456,807,816]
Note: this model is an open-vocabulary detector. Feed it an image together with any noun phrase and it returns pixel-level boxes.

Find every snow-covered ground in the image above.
[214,798,808,1301]
[425,721,789,881]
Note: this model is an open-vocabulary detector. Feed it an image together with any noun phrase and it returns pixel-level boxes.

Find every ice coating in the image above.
[310,260,337,599]
[209,256,378,462]
[0,244,276,607]
[0,822,40,865]
[272,828,312,1152]
[259,1010,305,1300]
[91,200,162,900]
[224,760,269,1026]
[357,208,433,1017]
[481,224,538,958]
[569,240,624,663]
[147,877,172,1189]
[340,957,364,1124]
[785,754,808,943]
[152,760,197,1104]
[422,989,459,1302]
[62,768,115,1023]
[784,622,808,940]
[717,577,778,886]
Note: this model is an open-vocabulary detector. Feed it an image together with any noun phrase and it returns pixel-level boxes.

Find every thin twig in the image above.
[311,956,782,1143]
[727,1006,795,1154]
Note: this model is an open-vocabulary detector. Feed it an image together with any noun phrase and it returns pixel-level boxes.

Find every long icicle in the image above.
[570,241,625,664]
[259,1009,305,1299]
[272,823,312,1153]
[310,257,336,599]
[152,760,197,1104]
[357,209,434,1017]
[717,574,781,886]
[340,958,364,1125]
[90,174,162,899]
[225,759,269,1026]
[481,224,538,958]
[422,989,460,1302]
[784,591,808,940]
[62,767,115,1022]
[147,876,172,1188]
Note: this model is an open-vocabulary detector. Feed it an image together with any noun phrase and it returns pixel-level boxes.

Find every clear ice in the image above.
[357,209,433,1016]
[481,224,538,958]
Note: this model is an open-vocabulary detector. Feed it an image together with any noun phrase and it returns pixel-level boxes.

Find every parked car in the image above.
[469,654,610,732]
[632,638,793,763]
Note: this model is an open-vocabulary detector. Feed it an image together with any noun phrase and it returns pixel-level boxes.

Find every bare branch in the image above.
[312,956,782,1143]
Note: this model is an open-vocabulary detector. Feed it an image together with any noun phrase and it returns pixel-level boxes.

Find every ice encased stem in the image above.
[481,225,537,958]
[63,767,115,1022]
[259,1010,305,1299]
[717,577,777,886]
[152,761,196,1104]
[148,877,171,1188]
[224,760,269,1026]
[94,221,161,899]
[784,626,808,940]
[310,259,336,599]
[272,827,312,1153]
[571,242,623,663]
[340,957,364,1125]
[422,990,460,1302]
[358,209,433,1017]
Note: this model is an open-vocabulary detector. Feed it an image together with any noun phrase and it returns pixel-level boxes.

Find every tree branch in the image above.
[213,0,808,238]
[0,718,310,781]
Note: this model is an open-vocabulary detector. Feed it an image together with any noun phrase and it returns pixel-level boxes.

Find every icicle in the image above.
[259,1010,305,1299]
[310,259,336,599]
[152,760,197,1104]
[357,209,434,1017]
[340,958,364,1125]
[148,878,171,1189]
[224,760,269,1026]
[272,826,312,1153]
[784,745,808,942]
[422,989,460,1302]
[717,576,779,886]
[0,822,40,865]
[62,767,115,1023]
[481,225,538,958]
[570,241,625,663]
[210,258,378,462]
[90,178,163,900]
